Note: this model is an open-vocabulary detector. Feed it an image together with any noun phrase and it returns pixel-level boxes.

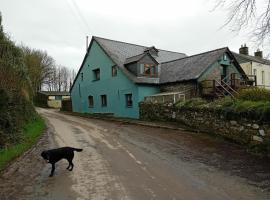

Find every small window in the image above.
[223,54,228,61]
[125,94,132,107]
[112,66,117,77]
[79,84,81,97]
[88,96,94,107]
[81,73,84,81]
[101,95,107,107]
[93,69,100,81]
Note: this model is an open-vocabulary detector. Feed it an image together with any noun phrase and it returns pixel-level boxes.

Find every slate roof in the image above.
[93,36,187,84]
[160,47,230,83]
[71,36,244,92]
[124,53,147,64]
[232,52,270,65]
[38,91,70,96]
[94,36,186,65]
[124,52,158,65]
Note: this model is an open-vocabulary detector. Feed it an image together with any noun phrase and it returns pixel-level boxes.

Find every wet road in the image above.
[1,108,270,199]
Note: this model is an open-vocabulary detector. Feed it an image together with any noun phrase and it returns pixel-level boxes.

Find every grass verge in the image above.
[0,117,45,171]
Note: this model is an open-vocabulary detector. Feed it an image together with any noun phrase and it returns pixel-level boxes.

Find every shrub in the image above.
[237,87,270,101]
[176,98,208,108]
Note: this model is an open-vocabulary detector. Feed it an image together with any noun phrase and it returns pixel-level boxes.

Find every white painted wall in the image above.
[240,61,270,89]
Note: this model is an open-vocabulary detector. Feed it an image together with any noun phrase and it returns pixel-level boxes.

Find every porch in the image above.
[200,73,256,98]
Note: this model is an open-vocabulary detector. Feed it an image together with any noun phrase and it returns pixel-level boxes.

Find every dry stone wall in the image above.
[140,102,270,154]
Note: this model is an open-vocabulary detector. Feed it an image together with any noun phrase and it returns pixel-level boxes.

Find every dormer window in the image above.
[143,64,157,77]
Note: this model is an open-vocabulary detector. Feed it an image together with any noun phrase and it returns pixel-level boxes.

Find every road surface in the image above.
[1,108,270,200]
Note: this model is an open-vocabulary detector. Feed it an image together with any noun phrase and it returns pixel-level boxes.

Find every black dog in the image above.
[41,147,83,177]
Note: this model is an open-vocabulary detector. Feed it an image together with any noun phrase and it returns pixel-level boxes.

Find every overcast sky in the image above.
[0,0,264,72]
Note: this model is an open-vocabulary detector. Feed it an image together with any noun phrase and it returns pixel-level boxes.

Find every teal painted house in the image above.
[70,36,186,118]
[71,36,247,118]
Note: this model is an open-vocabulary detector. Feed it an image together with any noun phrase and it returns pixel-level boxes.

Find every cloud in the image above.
[0,0,263,71]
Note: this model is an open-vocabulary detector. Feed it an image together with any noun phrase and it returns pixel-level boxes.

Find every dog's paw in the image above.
[49,174,54,177]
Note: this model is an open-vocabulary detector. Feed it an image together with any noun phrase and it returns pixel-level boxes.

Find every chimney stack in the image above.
[239,44,249,55]
[254,49,263,58]
[86,36,89,52]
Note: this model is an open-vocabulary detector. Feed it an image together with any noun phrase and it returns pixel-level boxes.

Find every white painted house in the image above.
[233,45,270,89]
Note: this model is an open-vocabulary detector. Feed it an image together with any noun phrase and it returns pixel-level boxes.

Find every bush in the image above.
[176,98,208,108]
[237,87,270,101]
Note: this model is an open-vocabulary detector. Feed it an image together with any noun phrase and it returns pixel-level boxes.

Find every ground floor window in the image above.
[88,95,94,107]
[101,95,107,107]
[125,93,132,107]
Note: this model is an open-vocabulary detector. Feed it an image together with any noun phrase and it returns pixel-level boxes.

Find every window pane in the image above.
[88,96,93,107]
[112,66,117,77]
[143,64,156,76]
[101,95,107,107]
[145,67,150,75]
[93,69,100,80]
[125,94,132,107]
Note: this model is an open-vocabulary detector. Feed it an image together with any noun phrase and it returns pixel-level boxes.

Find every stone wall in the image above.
[160,81,198,99]
[140,102,270,154]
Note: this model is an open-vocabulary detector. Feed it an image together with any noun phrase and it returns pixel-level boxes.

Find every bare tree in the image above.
[61,67,70,92]
[44,65,73,92]
[215,0,270,46]
[22,46,55,93]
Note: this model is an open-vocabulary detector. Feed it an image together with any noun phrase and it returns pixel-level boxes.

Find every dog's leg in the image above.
[49,163,55,177]
[66,163,71,170]
[69,162,74,171]
[67,159,74,171]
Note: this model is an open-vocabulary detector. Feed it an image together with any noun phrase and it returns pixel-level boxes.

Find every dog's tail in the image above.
[73,148,83,152]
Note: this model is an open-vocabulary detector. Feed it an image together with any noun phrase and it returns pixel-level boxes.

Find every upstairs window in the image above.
[143,64,157,77]
[262,71,265,85]
[93,69,100,81]
[112,66,117,77]
[125,94,133,107]
[101,95,107,107]
[88,95,94,107]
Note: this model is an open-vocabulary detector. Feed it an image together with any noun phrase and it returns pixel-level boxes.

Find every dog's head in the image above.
[41,151,50,162]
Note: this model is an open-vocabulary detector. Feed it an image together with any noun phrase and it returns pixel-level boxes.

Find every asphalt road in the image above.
[1,108,270,200]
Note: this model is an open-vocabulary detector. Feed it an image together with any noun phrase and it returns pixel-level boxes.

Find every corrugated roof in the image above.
[160,48,228,83]
[232,52,270,65]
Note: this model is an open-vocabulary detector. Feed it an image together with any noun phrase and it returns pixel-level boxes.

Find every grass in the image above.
[0,117,45,171]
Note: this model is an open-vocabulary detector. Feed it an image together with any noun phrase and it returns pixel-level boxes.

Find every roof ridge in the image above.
[161,47,228,64]
[232,51,270,61]
[93,36,186,55]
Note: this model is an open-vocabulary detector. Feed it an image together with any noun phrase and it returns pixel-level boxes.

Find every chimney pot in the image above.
[239,44,249,55]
